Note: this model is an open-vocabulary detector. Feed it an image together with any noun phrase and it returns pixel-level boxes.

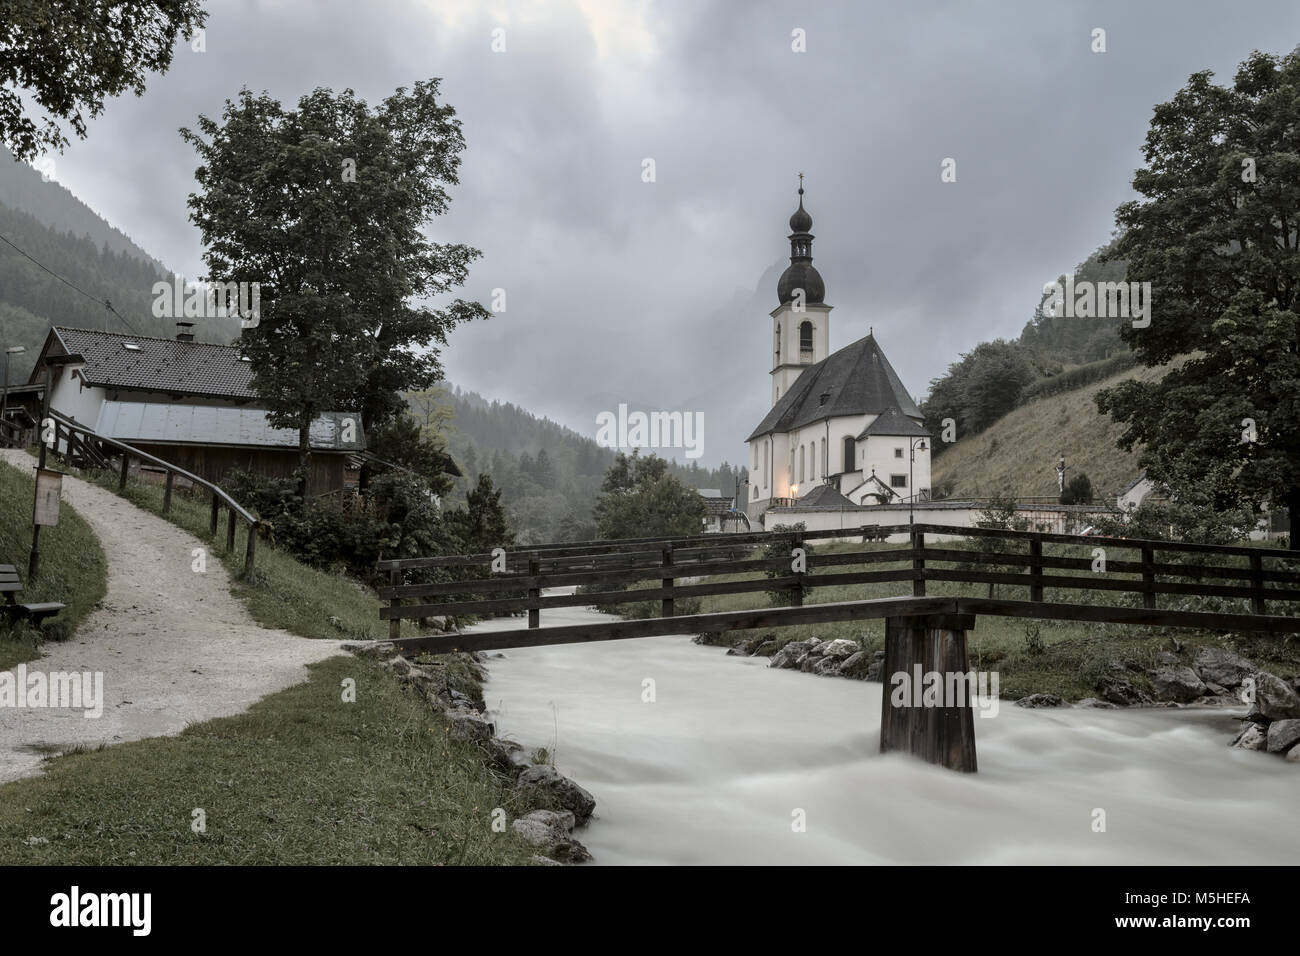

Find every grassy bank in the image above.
[661,540,1300,700]
[0,656,538,865]
[0,457,107,670]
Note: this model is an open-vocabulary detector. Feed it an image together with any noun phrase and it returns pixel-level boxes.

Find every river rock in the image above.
[346,641,400,661]
[770,640,817,670]
[1251,672,1300,720]
[483,737,525,777]
[840,650,870,679]
[1154,650,1180,666]
[1233,723,1268,751]
[813,657,841,677]
[1194,647,1257,688]
[866,650,886,682]
[1015,693,1065,708]
[1098,677,1148,707]
[754,640,780,657]
[819,639,859,660]
[515,765,596,825]
[1075,698,1116,709]
[1150,666,1206,703]
[1266,719,1300,754]
[386,655,412,676]
[511,810,592,863]
[447,711,495,743]
[1288,746,1300,763]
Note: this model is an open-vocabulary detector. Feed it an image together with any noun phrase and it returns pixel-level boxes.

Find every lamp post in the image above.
[0,345,25,447]
[819,389,831,485]
[908,436,928,525]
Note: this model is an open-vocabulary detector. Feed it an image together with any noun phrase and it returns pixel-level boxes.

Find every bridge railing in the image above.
[377,523,1300,640]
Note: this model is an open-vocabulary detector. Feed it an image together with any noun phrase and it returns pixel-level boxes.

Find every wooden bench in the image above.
[0,564,65,627]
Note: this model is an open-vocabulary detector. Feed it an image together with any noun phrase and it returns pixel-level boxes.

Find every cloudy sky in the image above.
[31,0,1300,466]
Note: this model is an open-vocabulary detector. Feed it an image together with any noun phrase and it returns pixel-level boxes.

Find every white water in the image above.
[475,598,1300,865]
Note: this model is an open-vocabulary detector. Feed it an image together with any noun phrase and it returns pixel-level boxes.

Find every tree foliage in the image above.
[0,0,206,161]
[181,81,487,490]
[592,451,709,540]
[1095,48,1300,545]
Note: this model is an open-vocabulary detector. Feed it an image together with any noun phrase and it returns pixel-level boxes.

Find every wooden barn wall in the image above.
[131,444,346,497]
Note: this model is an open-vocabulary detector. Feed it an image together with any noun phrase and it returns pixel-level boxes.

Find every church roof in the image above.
[857,406,929,439]
[747,332,923,441]
[793,483,857,508]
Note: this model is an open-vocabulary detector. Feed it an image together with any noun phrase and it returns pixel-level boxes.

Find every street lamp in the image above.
[0,345,26,447]
[819,389,831,485]
[908,437,928,525]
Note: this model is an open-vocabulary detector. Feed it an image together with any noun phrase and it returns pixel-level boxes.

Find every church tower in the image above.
[770,180,832,406]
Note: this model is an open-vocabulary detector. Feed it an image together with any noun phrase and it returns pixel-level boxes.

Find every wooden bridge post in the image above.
[879,612,979,773]
[661,543,674,617]
[244,520,257,578]
[209,492,219,536]
[791,531,804,607]
[388,566,401,640]
[1249,552,1265,615]
[1140,544,1156,610]
[910,527,925,597]
[527,553,540,629]
[226,507,236,553]
[162,471,174,515]
[1029,535,1044,602]
[119,453,130,491]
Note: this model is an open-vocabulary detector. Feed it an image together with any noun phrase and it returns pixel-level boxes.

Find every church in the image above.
[745,185,931,523]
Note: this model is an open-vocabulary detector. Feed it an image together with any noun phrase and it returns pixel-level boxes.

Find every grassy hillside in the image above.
[0,457,107,669]
[931,361,1181,500]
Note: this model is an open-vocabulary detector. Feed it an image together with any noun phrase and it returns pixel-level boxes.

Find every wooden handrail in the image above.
[378,523,1300,634]
[46,408,259,575]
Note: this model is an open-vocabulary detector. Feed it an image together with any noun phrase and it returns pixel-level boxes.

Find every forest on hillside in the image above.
[410,385,747,544]
[921,242,1131,455]
[0,154,240,386]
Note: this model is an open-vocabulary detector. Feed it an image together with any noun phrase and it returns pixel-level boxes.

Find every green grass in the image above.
[660,539,1300,700]
[0,656,540,865]
[50,454,425,643]
[0,457,108,670]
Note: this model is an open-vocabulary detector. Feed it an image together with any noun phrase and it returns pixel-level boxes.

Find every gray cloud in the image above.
[36,0,1300,466]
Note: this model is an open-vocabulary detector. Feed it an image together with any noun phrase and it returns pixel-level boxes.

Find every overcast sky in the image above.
[31,0,1300,467]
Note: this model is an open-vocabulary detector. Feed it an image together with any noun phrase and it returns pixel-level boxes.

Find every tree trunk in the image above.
[296,422,311,498]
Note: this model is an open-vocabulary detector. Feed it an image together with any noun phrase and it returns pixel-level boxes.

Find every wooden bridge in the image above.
[377,524,1300,772]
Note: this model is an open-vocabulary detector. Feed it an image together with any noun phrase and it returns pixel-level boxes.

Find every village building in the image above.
[745,187,931,524]
[28,325,367,496]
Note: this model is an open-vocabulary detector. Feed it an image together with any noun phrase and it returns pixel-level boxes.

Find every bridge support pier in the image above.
[879,613,979,773]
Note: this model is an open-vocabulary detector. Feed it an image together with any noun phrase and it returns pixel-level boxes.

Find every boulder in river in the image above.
[1249,672,1300,721]
[1015,693,1065,708]
[770,640,816,670]
[515,764,597,825]
[818,639,859,660]
[1074,698,1116,709]
[1266,719,1300,754]
[813,656,841,677]
[840,650,870,679]
[1194,647,1257,689]
[1150,666,1206,703]
[511,809,592,863]
[1233,723,1268,751]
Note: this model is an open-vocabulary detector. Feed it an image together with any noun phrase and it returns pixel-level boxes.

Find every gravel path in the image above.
[0,450,345,783]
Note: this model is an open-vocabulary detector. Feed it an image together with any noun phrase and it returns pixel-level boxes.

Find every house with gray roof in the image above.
[29,324,369,496]
[745,187,931,522]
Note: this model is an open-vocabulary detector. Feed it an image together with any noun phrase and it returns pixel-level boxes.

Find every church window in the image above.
[799,445,805,483]
[842,436,855,471]
[820,437,826,475]
[799,321,813,353]
[890,474,907,488]
[894,448,904,459]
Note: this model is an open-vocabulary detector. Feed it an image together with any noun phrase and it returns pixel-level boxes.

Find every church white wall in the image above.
[856,434,930,502]
[761,503,1111,542]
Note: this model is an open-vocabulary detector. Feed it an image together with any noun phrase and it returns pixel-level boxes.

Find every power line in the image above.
[0,229,142,335]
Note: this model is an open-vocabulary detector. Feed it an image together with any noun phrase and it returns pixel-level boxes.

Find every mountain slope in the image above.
[930,361,1178,500]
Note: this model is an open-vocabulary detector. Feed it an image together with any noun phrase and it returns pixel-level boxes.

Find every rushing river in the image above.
[472,595,1299,865]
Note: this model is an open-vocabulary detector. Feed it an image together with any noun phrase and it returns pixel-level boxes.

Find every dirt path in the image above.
[0,450,345,783]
